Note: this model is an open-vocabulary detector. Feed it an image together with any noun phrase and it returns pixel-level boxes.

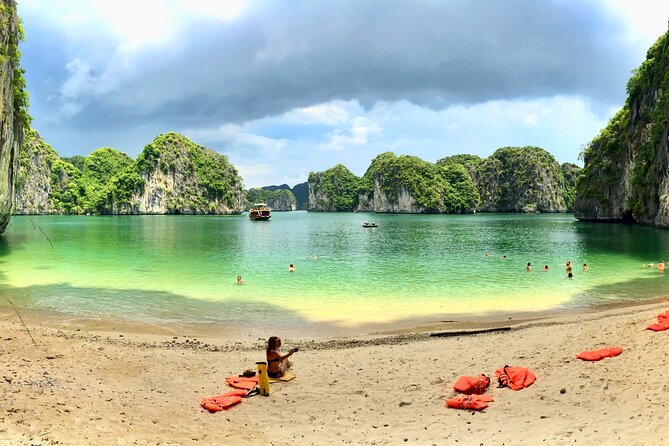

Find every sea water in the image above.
[1,213,668,335]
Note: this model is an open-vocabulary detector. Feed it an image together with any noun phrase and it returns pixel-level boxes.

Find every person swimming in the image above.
[582,263,589,272]
[543,265,549,271]
[526,262,531,272]
[565,261,573,274]
[642,263,655,268]
[289,264,296,272]
[236,275,244,285]
[659,261,665,273]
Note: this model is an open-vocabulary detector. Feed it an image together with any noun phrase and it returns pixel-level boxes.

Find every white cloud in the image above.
[325,117,381,149]
[599,0,669,46]
[279,101,353,125]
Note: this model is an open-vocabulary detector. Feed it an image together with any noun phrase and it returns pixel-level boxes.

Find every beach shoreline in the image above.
[2,295,668,342]
[1,299,669,444]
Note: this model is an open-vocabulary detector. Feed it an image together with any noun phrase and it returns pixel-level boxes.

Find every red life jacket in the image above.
[495,366,536,390]
[453,374,490,394]
[576,346,622,361]
[445,394,494,411]
[225,375,259,390]
[201,389,248,412]
[647,311,669,331]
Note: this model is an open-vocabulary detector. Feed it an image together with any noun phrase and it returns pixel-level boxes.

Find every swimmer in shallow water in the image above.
[642,263,655,268]
[582,263,589,272]
[526,262,531,272]
[659,261,665,273]
[236,275,244,285]
[543,265,549,271]
[289,264,296,272]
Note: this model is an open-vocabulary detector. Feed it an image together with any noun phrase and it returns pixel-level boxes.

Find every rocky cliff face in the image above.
[270,193,296,211]
[15,130,61,214]
[474,147,571,213]
[309,148,576,214]
[102,132,244,214]
[0,0,25,231]
[575,30,669,226]
[308,164,359,211]
[246,187,296,211]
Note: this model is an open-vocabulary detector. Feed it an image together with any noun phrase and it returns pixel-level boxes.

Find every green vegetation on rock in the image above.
[0,2,30,127]
[575,30,669,225]
[246,188,297,210]
[361,152,479,213]
[308,164,361,211]
[16,131,244,215]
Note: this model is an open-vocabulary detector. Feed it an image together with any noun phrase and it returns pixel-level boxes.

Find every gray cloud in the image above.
[23,0,636,132]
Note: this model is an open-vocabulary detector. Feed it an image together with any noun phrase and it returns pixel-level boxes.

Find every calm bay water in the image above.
[1,213,669,334]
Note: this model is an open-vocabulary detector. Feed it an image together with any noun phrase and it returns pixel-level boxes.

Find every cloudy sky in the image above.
[19,0,669,188]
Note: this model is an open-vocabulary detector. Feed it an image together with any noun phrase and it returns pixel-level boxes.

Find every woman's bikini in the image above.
[267,351,284,378]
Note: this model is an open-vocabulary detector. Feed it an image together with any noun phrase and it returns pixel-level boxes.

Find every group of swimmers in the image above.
[237,261,307,285]
[642,261,666,272]
[524,260,588,278]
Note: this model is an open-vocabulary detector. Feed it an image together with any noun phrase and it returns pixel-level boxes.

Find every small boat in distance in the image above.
[249,203,271,221]
[362,220,377,228]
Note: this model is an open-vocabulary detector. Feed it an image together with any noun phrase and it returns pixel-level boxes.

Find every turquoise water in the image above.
[1,213,669,334]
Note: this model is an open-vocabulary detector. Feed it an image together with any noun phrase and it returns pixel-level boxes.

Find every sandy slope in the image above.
[0,302,668,445]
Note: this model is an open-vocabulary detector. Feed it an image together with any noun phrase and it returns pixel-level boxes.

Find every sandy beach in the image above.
[1,301,668,445]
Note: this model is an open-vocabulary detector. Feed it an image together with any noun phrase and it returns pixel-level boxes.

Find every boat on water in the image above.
[249,203,271,221]
[362,220,377,228]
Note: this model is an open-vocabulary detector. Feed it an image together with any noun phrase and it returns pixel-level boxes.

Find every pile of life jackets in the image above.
[200,375,261,412]
[446,366,536,411]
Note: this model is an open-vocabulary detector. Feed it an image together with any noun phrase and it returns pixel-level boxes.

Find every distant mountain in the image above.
[15,131,245,215]
[308,147,579,213]
[261,182,309,209]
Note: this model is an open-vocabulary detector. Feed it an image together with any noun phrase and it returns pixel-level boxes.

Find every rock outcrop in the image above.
[260,183,308,209]
[0,0,27,231]
[308,164,359,212]
[472,147,572,213]
[102,132,244,214]
[575,30,669,227]
[308,149,577,214]
[246,187,297,211]
[14,129,76,214]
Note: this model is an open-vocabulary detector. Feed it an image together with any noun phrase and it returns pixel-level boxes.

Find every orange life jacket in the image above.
[445,394,494,411]
[576,346,622,361]
[647,311,669,331]
[200,389,248,412]
[495,366,536,390]
[225,375,259,390]
[453,374,490,394]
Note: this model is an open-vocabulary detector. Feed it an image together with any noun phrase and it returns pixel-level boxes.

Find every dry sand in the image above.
[1,302,668,445]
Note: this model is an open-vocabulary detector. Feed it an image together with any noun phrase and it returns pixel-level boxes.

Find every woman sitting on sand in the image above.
[266,336,298,378]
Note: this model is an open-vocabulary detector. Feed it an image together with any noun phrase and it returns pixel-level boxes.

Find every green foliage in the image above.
[561,163,581,211]
[61,155,86,171]
[48,158,86,214]
[0,4,30,127]
[477,146,567,211]
[436,154,482,168]
[576,30,669,222]
[246,188,297,209]
[18,131,243,215]
[308,164,360,211]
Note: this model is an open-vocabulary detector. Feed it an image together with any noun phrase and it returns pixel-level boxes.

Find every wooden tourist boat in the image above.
[249,203,271,221]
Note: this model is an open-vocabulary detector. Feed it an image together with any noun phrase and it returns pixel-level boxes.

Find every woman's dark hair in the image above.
[267,336,280,354]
